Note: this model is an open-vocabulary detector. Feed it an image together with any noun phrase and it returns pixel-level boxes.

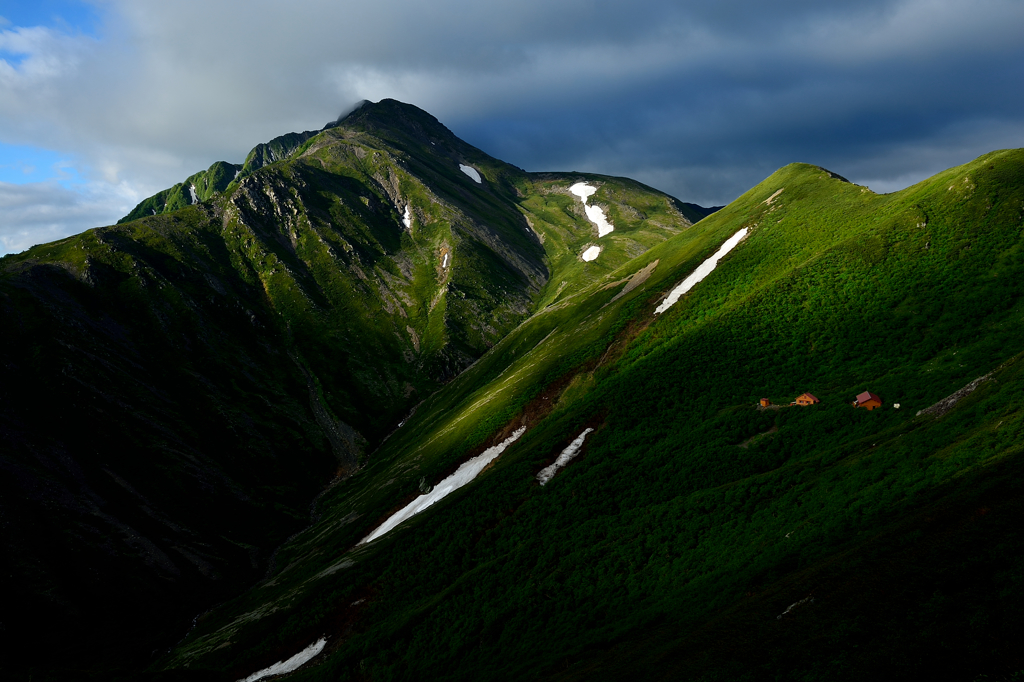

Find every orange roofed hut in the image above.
[760,398,771,407]
[853,391,882,410]
[795,393,820,406]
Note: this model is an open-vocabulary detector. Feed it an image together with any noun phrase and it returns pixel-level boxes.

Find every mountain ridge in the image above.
[158,146,1024,682]
[5,100,1023,681]
[0,99,711,679]
[119,99,716,228]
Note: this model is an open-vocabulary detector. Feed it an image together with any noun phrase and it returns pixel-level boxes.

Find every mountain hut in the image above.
[853,391,882,410]
[760,398,771,407]
[795,392,820,406]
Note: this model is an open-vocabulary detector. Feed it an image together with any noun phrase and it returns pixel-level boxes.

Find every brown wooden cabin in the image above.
[795,392,820,406]
[853,391,882,410]
[760,398,771,407]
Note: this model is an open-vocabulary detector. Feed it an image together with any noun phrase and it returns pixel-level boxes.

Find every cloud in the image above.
[0,178,137,255]
[0,0,1022,248]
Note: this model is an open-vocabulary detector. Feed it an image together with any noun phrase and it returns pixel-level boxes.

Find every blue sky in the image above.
[0,0,120,254]
[1,0,1023,255]
[0,2,96,186]
[0,144,65,183]
[0,0,100,31]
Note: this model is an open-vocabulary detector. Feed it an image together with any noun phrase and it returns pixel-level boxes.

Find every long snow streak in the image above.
[654,228,748,315]
[584,204,614,237]
[239,638,326,682]
[570,182,614,237]
[188,184,199,204]
[537,428,594,485]
[403,205,412,229]
[360,427,527,544]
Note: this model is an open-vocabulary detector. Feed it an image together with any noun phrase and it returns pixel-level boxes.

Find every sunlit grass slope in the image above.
[165,149,1024,681]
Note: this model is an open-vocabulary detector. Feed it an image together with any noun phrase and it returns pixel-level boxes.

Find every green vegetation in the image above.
[7,98,1023,681]
[160,148,1024,682]
[0,100,698,680]
[119,160,243,221]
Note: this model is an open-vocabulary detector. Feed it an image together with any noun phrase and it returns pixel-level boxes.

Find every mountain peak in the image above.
[323,99,373,130]
[119,99,481,223]
[333,98,463,149]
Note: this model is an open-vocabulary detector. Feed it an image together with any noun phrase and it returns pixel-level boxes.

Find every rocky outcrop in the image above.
[917,373,993,417]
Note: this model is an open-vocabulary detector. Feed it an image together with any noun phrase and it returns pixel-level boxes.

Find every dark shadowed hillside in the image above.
[0,100,705,679]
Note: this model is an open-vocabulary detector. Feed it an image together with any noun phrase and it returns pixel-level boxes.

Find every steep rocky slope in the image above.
[0,100,705,679]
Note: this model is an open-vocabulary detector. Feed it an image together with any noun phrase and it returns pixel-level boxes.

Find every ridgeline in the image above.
[3,101,1023,681]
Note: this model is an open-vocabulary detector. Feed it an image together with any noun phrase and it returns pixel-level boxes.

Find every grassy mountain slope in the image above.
[163,149,1024,681]
[119,160,244,221]
[0,101,701,679]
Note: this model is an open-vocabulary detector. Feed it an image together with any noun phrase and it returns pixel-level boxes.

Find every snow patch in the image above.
[442,252,450,268]
[585,204,615,237]
[777,595,814,620]
[654,228,748,315]
[238,638,326,682]
[569,182,614,236]
[569,182,597,202]
[188,184,199,205]
[403,205,412,229]
[537,428,593,485]
[581,245,601,262]
[360,427,526,544]
[459,164,482,183]
[234,168,242,180]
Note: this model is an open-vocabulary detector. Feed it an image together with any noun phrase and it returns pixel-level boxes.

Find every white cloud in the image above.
[0,178,138,255]
[0,25,86,85]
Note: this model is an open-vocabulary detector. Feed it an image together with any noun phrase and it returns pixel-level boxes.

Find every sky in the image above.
[1,0,1022,255]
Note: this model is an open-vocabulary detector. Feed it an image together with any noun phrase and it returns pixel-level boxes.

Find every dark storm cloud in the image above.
[442,0,1024,203]
[0,0,1022,250]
